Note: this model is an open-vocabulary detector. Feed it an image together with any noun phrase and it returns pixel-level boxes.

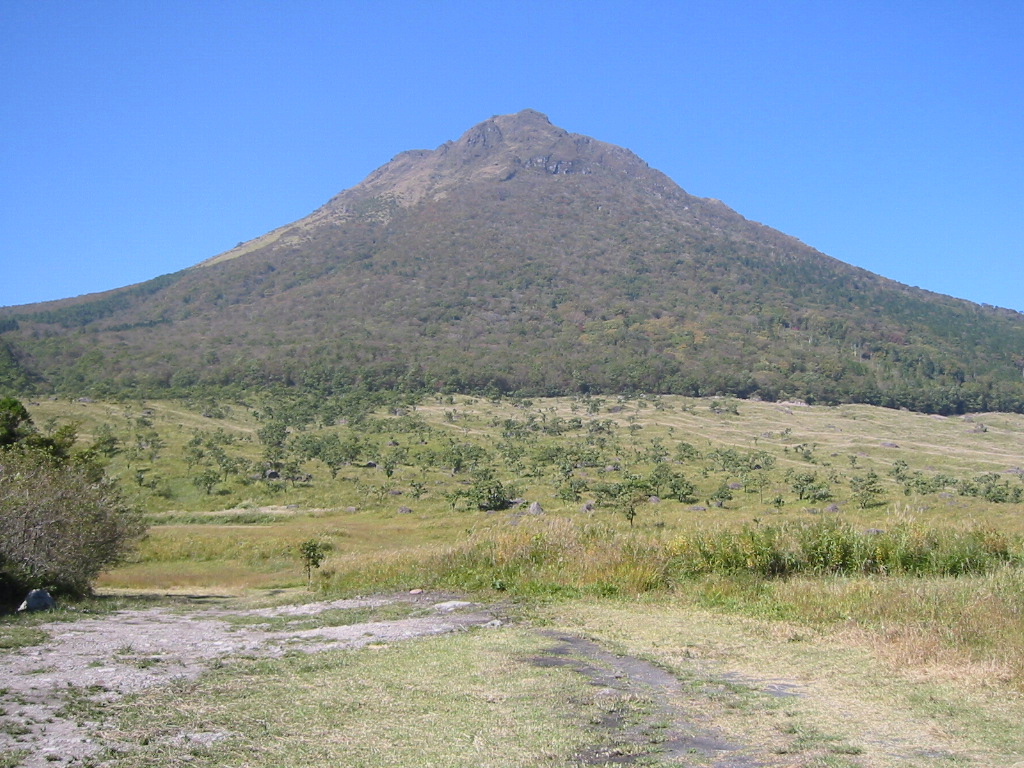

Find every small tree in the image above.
[192,467,220,495]
[667,473,698,503]
[299,539,328,586]
[851,470,885,509]
[0,396,33,447]
[453,469,518,511]
[621,500,638,528]
[709,482,734,508]
[744,471,770,504]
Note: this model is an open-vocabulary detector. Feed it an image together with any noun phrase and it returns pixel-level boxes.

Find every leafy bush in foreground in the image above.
[0,447,145,601]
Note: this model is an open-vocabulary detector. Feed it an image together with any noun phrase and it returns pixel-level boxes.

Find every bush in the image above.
[0,447,145,601]
[452,469,518,511]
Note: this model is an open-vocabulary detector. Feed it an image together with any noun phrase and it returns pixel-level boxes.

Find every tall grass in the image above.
[319,516,1024,687]
[321,518,670,597]
[670,517,1017,577]
[767,567,1024,685]
[321,516,1020,597]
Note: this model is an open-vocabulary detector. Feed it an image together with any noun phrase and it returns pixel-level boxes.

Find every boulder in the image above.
[527,501,544,515]
[18,589,56,613]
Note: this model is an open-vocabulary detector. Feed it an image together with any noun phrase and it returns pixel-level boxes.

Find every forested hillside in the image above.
[3,110,1023,412]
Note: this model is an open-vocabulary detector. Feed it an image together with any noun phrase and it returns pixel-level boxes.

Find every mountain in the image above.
[2,109,1024,413]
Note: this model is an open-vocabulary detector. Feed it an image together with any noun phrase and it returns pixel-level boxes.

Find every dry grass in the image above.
[775,568,1024,685]
[544,599,1024,767]
[313,514,1024,694]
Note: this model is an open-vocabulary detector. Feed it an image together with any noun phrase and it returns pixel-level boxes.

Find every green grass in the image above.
[95,628,639,768]
[142,511,288,525]
[26,394,1024,529]
[0,750,29,768]
[15,394,1024,724]
[669,517,1018,577]
[38,393,1018,694]
[0,624,49,652]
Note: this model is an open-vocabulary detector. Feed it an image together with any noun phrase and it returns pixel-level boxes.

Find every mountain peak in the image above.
[454,109,564,152]
[340,109,657,207]
[201,111,686,266]
[6,110,1024,411]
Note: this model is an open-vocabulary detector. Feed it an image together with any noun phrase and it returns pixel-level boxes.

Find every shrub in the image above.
[0,447,145,601]
[451,469,518,510]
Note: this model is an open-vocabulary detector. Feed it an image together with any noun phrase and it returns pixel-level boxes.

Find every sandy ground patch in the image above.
[0,593,501,767]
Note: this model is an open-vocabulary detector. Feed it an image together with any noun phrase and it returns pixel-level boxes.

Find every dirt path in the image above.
[0,593,502,767]
[531,631,764,767]
[2,595,803,767]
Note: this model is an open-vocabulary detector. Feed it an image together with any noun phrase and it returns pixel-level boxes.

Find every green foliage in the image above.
[293,432,365,478]
[16,392,1024,602]
[708,481,734,508]
[671,519,1018,578]
[191,468,221,495]
[436,440,487,474]
[3,139,1024,415]
[298,539,329,584]
[555,477,587,502]
[453,469,519,511]
[791,472,833,502]
[377,446,407,478]
[674,441,700,462]
[0,396,33,446]
[258,420,289,469]
[19,272,183,329]
[0,339,31,392]
[666,473,698,503]
[958,473,1024,504]
[91,422,122,457]
[850,470,885,509]
[0,447,144,600]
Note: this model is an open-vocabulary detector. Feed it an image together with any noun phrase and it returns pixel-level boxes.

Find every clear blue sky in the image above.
[2,1,1021,310]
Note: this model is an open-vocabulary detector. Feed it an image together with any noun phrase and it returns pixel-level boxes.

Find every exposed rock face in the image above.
[18,589,55,612]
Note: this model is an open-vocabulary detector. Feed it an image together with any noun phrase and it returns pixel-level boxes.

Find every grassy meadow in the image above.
[8,393,1024,765]
[23,392,1024,656]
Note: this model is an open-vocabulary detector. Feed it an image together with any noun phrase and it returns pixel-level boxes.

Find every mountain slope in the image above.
[2,110,1023,412]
